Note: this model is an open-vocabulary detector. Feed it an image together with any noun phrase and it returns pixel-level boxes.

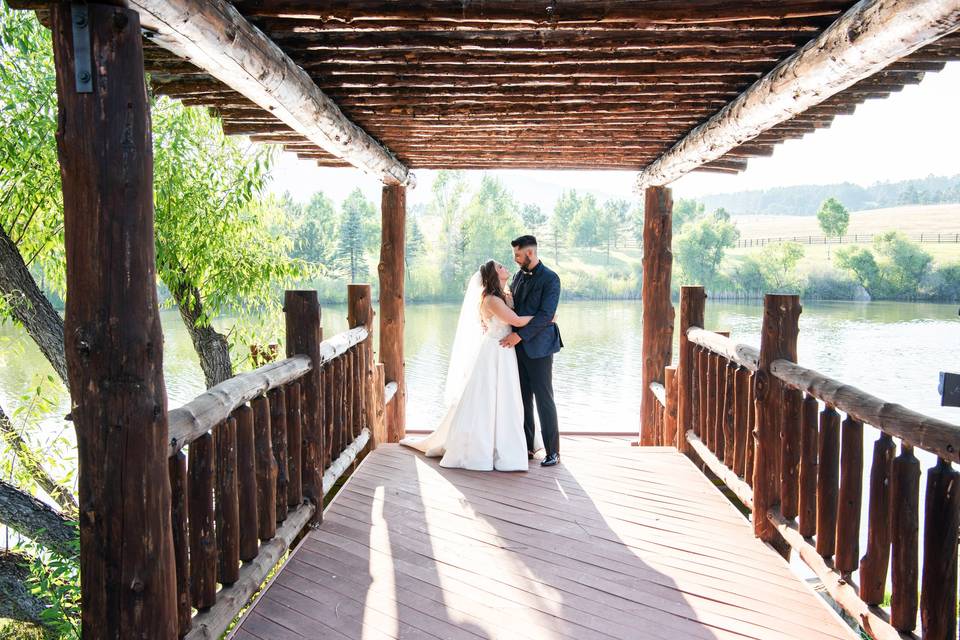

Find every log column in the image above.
[51,4,176,637]
[284,291,323,520]
[754,294,800,552]
[677,286,705,454]
[640,186,674,446]
[379,185,406,441]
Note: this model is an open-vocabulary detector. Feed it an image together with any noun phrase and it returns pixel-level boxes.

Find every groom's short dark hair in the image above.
[511,235,538,249]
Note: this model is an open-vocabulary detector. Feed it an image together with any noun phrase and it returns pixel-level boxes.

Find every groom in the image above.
[500,235,563,467]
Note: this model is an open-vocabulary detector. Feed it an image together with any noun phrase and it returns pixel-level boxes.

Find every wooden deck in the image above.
[232,437,858,640]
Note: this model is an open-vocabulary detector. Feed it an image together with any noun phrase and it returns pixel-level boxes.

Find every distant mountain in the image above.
[697,174,960,216]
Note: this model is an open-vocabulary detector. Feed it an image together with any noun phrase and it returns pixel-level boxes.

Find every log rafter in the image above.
[47,0,958,172]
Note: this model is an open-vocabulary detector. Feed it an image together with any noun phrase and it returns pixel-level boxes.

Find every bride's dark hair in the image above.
[478,260,506,303]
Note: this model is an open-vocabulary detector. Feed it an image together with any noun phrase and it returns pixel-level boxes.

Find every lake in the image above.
[1,299,957,441]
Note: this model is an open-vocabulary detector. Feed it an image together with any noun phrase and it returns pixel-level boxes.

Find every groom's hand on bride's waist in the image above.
[499,333,522,348]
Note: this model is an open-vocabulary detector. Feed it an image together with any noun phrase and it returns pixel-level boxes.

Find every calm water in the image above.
[1,300,957,439]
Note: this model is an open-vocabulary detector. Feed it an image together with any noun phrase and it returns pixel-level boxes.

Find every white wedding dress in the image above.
[401,276,538,471]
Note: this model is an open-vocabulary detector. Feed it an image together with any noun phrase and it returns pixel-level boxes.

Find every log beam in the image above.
[379,185,406,442]
[50,4,177,637]
[640,186,674,446]
[636,0,960,188]
[126,0,413,185]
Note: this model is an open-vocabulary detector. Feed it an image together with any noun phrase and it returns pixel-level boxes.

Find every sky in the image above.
[266,61,960,212]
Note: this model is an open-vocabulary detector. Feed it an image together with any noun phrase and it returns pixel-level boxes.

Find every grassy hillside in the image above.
[732,203,960,239]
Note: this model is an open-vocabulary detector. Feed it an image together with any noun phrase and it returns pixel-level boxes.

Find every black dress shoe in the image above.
[540,453,560,467]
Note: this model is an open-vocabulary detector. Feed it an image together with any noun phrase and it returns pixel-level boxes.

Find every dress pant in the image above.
[516,348,559,456]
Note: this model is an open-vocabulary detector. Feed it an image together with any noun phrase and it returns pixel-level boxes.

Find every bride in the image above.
[401,259,540,471]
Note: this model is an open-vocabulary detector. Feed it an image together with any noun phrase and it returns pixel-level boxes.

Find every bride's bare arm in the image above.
[483,296,533,327]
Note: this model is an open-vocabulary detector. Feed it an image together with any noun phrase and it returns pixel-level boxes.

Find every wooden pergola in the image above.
[7,1,960,638]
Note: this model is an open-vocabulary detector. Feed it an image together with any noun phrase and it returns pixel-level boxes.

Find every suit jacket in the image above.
[510,261,563,359]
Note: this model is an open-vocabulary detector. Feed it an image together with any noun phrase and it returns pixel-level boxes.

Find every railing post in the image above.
[284,290,323,522]
[640,186,674,445]
[50,4,177,635]
[379,185,406,441]
[678,286,705,454]
[348,284,377,447]
[754,294,801,554]
[664,366,678,447]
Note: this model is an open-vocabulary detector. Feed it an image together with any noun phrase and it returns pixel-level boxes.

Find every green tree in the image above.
[600,198,630,256]
[551,190,579,263]
[816,197,849,257]
[429,170,469,294]
[520,203,546,234]
[459,175,523,273]
[872,231,933,296]
[288,191,338,266]
[674,212,740,287]
[836,246,882,297]
[756,242,805,291]
[569,193,600,250]
[153,99,304,386]
[673,199,706,232]
[336,188,377,282]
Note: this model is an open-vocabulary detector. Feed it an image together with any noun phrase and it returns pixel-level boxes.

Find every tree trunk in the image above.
[0,225,68,385]
[0,551,48,626]
[0,479,74,556]
[171,282,232,387]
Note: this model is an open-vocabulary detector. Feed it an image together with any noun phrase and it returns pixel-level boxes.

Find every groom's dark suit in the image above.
[510,262,563,457]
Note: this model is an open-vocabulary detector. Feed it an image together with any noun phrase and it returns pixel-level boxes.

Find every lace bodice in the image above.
[482,314,512,340]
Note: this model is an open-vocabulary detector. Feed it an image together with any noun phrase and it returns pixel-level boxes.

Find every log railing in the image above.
[167,286,398,640]
[665,286,960,640]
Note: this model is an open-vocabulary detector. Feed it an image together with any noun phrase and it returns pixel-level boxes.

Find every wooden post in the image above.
[168,453,190,637]
[373,363,388,446]
[890,443,920,632]
[858,432,894,604]
[252,395,276,541]
[50,4,176,636]
[268,387,288,524]
[188,432,217,610]
[640,186,674,446]
[215,417,240,587]
[233,405,259,562]
[284,291,323,519]
[663,366,678,447]
[753,294,800,550]
[348,284,377,445]
[285,383,303,508]
[797,394,819,538]
[834,417,863,573]
[678,286,705,454]
[379,184,406,441]
[920,458,960,639]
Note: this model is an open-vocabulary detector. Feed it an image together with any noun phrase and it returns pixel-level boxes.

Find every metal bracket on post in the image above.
[71,3,92,93]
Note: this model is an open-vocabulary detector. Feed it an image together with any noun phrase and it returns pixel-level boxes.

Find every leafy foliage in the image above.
[817,197,850,238]
[836,232,934,299]
[674,210,740,287]
[18,525,80,639]
[0,5,65,300]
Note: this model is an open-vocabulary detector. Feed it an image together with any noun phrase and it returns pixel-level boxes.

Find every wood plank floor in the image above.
[233,437,858,640]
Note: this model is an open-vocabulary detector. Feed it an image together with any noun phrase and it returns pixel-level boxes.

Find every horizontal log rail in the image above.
[686,327,759,371]
[384,381,399,406]
[770,359,960,463]
[649,382,666,407]
[666,287,960,640]
[168,327,368,455]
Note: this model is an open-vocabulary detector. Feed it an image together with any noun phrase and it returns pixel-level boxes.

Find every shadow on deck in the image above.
[232,437,856,640]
